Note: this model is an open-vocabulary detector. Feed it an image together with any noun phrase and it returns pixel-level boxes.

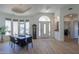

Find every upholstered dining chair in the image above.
[27,37,33,48]
[9,36,18,48]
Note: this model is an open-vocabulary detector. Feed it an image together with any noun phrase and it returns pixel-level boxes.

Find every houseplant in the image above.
[0,26,6,42]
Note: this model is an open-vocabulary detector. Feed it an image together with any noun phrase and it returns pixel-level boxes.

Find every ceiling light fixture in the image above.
[68,8,73,10]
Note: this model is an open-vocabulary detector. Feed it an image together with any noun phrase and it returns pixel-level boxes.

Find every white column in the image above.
[11,18,13,35]
[70,20,74,38]
[29,19,31,35]
[77,16,79,44]
[59,14,64,41]
[50,16,54,39]
[24,19,26,34]
[52,17,55,38]
[18,19,20,34]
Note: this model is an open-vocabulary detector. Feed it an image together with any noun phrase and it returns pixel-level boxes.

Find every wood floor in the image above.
[0,39,79,54]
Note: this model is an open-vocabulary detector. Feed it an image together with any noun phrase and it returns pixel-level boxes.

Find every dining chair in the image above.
[9,36,18,48]
[27,37,33,48]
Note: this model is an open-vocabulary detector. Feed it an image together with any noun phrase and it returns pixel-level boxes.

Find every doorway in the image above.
[64,14,78,42]
[38,16,51,39]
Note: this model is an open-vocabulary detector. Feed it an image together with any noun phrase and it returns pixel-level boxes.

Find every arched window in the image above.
[39,16,50,22]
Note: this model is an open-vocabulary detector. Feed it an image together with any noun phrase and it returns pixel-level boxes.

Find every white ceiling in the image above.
[0,4,67,16]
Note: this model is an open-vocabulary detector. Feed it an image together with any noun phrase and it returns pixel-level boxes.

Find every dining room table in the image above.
[12,34,32,48]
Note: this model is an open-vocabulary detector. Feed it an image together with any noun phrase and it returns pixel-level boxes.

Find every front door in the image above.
[39,22,50,39]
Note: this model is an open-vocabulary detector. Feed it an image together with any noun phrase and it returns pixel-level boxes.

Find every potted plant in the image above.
[0,26,6,42]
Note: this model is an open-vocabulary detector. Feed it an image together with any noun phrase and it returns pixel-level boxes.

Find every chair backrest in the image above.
[27,37,32,43]
[9,36,16,43]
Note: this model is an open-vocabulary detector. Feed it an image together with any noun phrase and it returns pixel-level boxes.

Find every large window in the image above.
[19,21,24,34]
[5,19,11,35]
[26,21,29,34]
[13,20,18,35]
[5,19,30,35]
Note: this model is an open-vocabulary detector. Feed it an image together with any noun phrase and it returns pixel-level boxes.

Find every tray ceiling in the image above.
[0,4,67,16]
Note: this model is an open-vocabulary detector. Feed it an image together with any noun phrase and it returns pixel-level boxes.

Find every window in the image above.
[5,20,11,35]
[19,21,24,34]
[49,23,50,36]
[39,16,50,22]
[39,23,41,36]
[5,19,30,35]
[44,24,46,34]
[26,21,29,34]
[13,20,18,35]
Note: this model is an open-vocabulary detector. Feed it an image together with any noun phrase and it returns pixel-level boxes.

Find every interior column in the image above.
[50,16,54,39]
[59,14,64,41]
[11,18,13,35]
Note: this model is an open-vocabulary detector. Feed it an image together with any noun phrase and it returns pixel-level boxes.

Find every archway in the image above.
[64,14,78,42]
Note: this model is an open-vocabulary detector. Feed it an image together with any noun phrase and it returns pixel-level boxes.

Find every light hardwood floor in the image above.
[0,39,79,54]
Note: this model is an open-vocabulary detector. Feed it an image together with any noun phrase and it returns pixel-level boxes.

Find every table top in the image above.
[13,35,32,40]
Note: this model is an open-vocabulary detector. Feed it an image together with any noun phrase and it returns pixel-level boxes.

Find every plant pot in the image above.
[0,35,3,43]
